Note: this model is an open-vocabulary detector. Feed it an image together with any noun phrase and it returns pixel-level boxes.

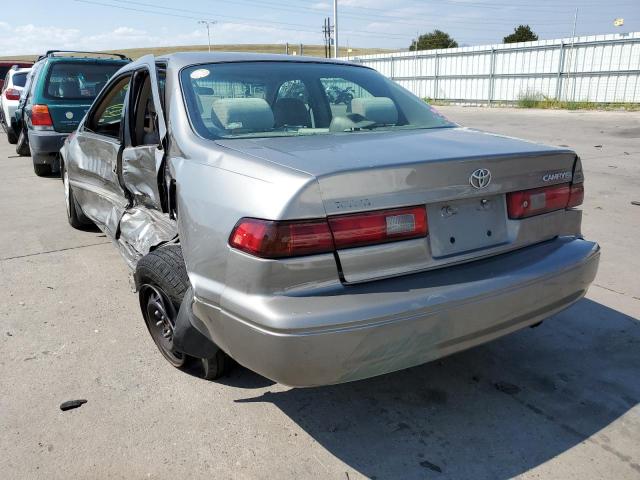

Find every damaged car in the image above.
[60,53,600,386]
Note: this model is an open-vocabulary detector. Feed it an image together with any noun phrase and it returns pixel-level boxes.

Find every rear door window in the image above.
[44,62,123,101]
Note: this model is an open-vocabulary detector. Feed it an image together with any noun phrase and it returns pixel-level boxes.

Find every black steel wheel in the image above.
[140,283,186,368]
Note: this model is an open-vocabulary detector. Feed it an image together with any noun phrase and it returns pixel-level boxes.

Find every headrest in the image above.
[211,98,274,132]
[350,97,398,125]
[59,80,81,98]
[273,98,311,128]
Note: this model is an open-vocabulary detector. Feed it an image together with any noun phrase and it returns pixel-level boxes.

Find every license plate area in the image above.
[427,194,508,257]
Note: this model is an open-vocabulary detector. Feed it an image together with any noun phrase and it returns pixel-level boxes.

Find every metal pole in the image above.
[565,8,578,102]
[555,41,565,100]
[570,8,578,102]
[333,0,338,58]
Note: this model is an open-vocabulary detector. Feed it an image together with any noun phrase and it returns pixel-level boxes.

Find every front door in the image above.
[121,58,167,211]
[71,74,131,238]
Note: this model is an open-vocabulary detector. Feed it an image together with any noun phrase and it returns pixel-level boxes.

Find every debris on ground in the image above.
[494,381,521,395]
[419,460,443,473]
[632,201,640,206]
[59,399,87,411]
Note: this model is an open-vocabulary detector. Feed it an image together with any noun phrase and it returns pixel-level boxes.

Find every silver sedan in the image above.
[59,52,600,386]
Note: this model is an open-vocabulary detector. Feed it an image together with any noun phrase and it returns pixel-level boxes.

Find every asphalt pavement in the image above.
[1,107,639,479]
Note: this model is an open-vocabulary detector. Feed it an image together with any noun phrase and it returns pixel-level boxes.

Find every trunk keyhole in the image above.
[449,236,456,244]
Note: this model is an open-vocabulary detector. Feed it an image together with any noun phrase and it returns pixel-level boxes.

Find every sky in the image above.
[0,0,638,56]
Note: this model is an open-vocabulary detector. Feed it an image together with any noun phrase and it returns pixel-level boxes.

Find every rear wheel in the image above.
[136,245,231,379]
[62,159,93,229]
[7,127,18,144]
[33,163,52,176]
[16,129,30,156]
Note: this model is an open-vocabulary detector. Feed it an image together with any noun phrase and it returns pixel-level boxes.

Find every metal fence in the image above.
[348,32,640,104]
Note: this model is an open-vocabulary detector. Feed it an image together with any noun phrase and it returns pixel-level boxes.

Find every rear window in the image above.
[12,72,28,88]
[44,62,124,100]
[181,62,453,140]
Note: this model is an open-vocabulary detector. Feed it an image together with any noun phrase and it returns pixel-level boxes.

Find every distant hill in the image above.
[0,43,392,61]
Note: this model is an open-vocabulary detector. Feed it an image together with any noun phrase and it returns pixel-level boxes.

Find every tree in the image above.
[503,25,539,44]
[410,30,458,51]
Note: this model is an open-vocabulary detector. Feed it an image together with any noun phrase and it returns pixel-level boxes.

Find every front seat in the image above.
[273,98,311,128]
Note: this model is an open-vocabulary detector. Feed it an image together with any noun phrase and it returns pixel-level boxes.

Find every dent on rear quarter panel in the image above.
[170,150,331,308]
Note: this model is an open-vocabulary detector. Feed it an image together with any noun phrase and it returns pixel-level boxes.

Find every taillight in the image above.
[328,205,428,249]
[31,104,53,128]
[507,183,584,219]
[5,88,20,101]
[229,205,429,258]
[567,183,584,208]
[229,218,334,258]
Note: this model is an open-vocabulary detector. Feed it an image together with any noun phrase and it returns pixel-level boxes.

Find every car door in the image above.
[71,73,132,238]
[116,59,176,262]
[120,59,167,211]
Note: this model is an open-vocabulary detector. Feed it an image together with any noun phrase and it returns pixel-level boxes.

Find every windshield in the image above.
[181,61,453,139]
[44,62,125,101]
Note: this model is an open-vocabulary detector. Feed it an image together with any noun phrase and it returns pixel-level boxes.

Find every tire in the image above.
[7,127,18,144]
[33,163,52,176]
[201,350,230,381]
[16,129,30,156]
[61,159,93,229]
[136,246,231,379]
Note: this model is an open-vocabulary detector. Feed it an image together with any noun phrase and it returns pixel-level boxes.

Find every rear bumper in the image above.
[193,237,600,387]
[28,129,67,165]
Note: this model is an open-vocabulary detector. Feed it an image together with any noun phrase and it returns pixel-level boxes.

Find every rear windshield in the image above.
[44,62,124,100]
[12,72,28,88]
[180,61,453,139]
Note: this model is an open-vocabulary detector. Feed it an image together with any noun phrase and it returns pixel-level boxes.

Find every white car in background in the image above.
[1,67,31,144]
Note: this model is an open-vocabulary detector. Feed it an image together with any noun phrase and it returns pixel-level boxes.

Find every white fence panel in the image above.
[348,32,640,103]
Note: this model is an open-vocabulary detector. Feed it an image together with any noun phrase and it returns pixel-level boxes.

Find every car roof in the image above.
[151,51,363,70]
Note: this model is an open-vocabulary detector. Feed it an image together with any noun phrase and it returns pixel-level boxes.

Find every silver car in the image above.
[60,53,600,386]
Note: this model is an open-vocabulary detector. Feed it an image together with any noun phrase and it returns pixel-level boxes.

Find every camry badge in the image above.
[469,168,492,189]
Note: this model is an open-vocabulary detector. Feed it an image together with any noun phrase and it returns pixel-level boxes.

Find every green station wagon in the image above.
[15,50,130,176]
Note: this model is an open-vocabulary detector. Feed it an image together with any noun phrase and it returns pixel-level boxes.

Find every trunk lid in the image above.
[217,127,578,282]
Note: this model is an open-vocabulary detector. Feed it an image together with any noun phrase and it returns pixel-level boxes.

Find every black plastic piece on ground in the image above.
[173,287,219,360]
[60,399,87,411]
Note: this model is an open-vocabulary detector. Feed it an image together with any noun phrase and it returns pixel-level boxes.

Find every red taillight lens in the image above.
[507,183,584,219]
[5,88,21,101]
[31,104,53,127]
[229,218,334,258]
[567,183,584,208]
[329,205,428,249]
[229,206,429,258]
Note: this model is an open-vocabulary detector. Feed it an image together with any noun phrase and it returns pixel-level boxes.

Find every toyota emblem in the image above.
[469,168,492,189]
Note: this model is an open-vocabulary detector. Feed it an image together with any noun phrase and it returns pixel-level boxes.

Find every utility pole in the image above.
[198,20,217,52]
[322,18,328,58]
[333,0,339,58]
[322,17,333,58]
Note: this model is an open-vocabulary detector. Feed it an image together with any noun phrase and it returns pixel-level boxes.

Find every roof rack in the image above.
[40,50,131,61]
